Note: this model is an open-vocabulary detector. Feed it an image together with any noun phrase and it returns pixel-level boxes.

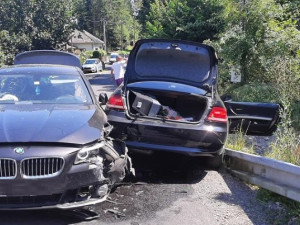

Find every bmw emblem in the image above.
[14,147,25,154]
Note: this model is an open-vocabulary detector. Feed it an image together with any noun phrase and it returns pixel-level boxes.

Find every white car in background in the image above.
[109,53,118,64]
[82,58,103,73]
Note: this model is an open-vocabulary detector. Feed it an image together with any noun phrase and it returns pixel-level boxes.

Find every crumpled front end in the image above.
[0,138,133,210]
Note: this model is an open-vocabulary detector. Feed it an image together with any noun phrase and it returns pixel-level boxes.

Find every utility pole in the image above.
[133,19,136,44]
[102,18,107,53]
[121,22,124,51]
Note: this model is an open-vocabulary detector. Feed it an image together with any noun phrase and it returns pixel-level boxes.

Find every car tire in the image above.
[206,152,224,170]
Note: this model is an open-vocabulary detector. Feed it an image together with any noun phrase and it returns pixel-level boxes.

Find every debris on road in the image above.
[104,208,126,218]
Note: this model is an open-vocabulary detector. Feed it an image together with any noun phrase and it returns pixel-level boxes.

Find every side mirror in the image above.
[221,94,232,102]
[99,93,108,105]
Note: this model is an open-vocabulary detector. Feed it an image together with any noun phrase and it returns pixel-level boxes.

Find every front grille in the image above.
[21,157,64,178]
[0,159,17,179]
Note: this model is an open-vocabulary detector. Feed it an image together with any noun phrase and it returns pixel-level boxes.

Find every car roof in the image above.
[14,50,81,68]
[0,64,81,75]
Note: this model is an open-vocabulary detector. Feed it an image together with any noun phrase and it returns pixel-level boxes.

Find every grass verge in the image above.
[257,188,300,224]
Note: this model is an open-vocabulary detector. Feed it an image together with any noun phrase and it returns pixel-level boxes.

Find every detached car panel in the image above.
[105,39,280,169]
[0,51,132,210]
[225,101,281,136]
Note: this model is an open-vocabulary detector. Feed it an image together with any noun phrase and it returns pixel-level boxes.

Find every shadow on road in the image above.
[128,151,208,185]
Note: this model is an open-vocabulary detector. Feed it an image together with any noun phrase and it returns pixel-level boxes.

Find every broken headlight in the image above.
[74,142,105,164]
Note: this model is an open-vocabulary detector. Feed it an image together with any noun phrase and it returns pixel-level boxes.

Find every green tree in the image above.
[72,0,140,51]
[0,0,74,64]
[141,0,225,42]
[137,0,156,34]
[211,0,300,88]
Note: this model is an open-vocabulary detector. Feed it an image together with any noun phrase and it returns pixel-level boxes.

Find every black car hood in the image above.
[0,104,107,145]
[124,39,218,89]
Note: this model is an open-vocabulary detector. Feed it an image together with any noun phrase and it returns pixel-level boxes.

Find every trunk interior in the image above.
[127,89,207,122]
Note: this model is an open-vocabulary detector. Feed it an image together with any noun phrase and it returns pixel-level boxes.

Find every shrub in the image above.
[79,51,93,64]
[291,102,300,130]
[92,50,107,59]
[225,83,300,131]
[228,83,280,103]
[0,51,5,67]
[92,50,100,59]
[267,58,300,165]
[226,126,254,154]
[98,49,106,58]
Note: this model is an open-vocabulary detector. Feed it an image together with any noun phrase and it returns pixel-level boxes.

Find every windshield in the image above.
[110,54,117,59]
[84,59,97,64]
[0,74,92,104]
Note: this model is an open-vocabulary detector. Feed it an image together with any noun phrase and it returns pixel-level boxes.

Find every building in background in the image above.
[69,30,104,51]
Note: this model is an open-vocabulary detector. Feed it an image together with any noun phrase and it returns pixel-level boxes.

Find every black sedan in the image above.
[0,51,132,210]
[103,39,280,169]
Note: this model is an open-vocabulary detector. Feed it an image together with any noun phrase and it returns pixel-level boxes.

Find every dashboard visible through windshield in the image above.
[0,74,92,104]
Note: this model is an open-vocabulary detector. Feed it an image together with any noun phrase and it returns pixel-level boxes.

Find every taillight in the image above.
[107,94,125,110]
[207,107,227,123]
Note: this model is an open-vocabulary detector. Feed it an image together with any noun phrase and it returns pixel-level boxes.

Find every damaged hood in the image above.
[0,104,106,145]
[125,39,218,89]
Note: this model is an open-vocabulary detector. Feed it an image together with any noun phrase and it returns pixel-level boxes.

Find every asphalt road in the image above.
[0,68,285,225]
[87,64,116,100]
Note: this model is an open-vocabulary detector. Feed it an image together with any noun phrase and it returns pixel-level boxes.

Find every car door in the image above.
[224,101,281,136]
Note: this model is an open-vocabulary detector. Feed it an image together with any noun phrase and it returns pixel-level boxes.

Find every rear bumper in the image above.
[107,110,227,156]
[126,141,225,157]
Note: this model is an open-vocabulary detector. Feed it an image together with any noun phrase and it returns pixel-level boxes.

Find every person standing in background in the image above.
[111,55,126,86]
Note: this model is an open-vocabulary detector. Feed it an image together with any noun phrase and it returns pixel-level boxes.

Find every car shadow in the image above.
[126,151,208,185]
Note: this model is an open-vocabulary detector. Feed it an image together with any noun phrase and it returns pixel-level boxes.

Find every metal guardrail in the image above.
[224,149,300,202]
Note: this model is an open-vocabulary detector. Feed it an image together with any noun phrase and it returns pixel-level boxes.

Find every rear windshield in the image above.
[135,42,211,83]
[0,74,92,104]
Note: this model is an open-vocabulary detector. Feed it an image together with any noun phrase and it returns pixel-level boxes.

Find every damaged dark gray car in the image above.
[0,51,133,210]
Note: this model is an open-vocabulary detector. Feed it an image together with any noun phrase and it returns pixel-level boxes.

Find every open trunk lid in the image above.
[124,39,218,89]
